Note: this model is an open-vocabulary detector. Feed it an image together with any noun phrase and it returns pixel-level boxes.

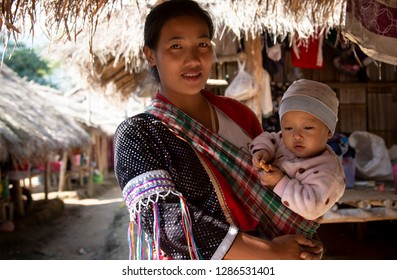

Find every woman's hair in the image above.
[144,0,214,83]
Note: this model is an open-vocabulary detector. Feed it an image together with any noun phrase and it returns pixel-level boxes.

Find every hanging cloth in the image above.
[291,32,325,69]
[343,0,397,65]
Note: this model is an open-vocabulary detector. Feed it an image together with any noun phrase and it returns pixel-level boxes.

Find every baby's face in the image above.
[281,111,332,158]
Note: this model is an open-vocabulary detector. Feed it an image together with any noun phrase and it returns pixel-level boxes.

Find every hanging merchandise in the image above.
[225,60,259,101]
[332,44,372,82]
[259,68,273,117]
[262,32,284,77]
[343,0,397,66]
[265,32,282,62]
[291,31,325,69]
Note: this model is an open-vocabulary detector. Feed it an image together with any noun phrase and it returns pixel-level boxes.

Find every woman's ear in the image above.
[143,46,155,66]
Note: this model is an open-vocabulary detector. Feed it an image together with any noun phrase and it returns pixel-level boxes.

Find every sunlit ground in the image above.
[20,175,123,206]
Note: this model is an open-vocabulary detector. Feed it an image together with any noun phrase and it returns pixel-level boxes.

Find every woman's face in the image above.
[281,111,332,158]
[144,15,213,100]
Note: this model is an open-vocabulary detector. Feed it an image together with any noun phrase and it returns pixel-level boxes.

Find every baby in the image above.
[250,79,346,220]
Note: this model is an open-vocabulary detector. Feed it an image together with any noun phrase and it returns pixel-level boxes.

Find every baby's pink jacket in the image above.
[251,131,346,220]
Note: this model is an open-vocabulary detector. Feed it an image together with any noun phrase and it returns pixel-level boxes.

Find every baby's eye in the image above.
[283,127,292,131]
[304,126,314,130]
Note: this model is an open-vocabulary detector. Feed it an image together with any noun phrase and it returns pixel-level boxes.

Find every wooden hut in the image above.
[0,65,91,166]
[27,82,139,195]
[0,64,91,219]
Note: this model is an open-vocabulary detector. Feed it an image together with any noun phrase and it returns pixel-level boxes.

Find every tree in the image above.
[1,42,59,88]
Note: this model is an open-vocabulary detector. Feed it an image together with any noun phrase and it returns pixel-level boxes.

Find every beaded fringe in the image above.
[128,194,201,260]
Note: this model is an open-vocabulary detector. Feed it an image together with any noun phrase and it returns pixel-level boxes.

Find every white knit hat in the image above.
[279,79,339,134]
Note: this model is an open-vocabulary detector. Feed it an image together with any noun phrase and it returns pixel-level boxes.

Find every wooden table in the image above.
[321,181,397,224]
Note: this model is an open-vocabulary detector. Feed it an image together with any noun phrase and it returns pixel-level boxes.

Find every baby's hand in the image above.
[259,161,271,172]
[252,150,271,169]
[258,165,284,190]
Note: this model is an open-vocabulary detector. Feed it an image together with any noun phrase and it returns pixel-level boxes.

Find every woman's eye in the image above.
[170,44,182,49]
[198,42,209,48]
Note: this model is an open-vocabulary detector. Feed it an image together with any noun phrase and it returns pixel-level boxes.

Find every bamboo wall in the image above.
[211,40,397,148]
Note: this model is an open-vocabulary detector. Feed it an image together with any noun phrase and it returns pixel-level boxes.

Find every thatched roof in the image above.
[1,0,347,99]
[1,0,346,45]
[0,64,91,165]
[29,83,136,136]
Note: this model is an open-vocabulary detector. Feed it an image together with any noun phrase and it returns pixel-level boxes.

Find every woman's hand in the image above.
[299,234,324,260]
[269,233,323,260]
[224,232,323,260]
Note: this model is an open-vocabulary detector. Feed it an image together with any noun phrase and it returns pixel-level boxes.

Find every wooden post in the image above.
[58,150,68,192]
[244,33,264,124]
[10,179,25,217]
[95,133,102,174]
[27,163,32,189]
[100,135,109,178]
[44,161,50,200]
[87,140,94,197]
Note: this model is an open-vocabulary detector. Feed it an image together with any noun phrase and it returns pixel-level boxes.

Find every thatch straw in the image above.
[44,0,346,100]
[1,0,347,100]
[30,82,137,136]
[1,0,346,43]
[0,64,91,165]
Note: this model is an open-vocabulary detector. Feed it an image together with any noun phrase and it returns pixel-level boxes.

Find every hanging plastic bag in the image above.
[225,60,258,101]
[348,131,393,180]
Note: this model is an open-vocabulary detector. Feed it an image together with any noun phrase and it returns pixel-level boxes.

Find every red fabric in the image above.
[291,34,324,69]
[203,90,263,138]
[156,90,263,138]
[199,154,259,231]
[37,162,61,172]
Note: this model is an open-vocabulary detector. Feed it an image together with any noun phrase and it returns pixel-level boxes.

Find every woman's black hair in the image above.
[144,0,214,83]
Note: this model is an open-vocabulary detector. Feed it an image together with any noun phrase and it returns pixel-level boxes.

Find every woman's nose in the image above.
[185,48,200,65]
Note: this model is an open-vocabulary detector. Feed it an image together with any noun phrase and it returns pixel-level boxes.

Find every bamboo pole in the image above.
[58,150,69,192]
[44,161,50,200]
[95,133,102,174]
[10,179,25,217]
[243,34,264,124]
[101,135,109,178]
[87,140,94,197]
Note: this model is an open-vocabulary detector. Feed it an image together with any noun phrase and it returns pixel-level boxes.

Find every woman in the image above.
[114,0,323,260]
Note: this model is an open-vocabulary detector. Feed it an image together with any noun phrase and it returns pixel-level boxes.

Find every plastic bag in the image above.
[225,60,258,101]
[388,144,397,161]
[348,131,393,180]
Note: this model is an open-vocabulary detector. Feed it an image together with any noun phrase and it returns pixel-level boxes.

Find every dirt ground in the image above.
[1,173,397,260]
[0,174,130,260]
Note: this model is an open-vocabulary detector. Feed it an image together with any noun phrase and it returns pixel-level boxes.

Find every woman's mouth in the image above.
[182,72,201,80]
